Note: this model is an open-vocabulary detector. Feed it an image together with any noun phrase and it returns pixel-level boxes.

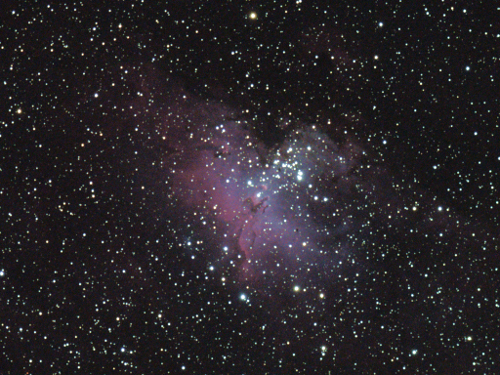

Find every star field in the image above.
[1,1,499,374]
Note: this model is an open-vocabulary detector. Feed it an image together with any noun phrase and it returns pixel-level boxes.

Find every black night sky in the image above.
[1,1,499,374]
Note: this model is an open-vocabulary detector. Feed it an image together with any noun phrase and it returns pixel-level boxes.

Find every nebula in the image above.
[159,95,373,285]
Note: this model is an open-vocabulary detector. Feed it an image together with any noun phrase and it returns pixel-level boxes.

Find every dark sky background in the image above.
[1,1,499,374]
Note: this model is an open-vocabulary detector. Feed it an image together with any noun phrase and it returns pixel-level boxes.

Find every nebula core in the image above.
[151,84,389,289]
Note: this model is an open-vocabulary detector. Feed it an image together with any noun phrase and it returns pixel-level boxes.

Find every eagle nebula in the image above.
[153,78,396,291]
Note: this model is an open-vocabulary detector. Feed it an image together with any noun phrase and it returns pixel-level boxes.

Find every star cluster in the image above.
[1,1,499,374]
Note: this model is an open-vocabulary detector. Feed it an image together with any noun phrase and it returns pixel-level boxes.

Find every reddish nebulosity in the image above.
[163,107,359,283]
